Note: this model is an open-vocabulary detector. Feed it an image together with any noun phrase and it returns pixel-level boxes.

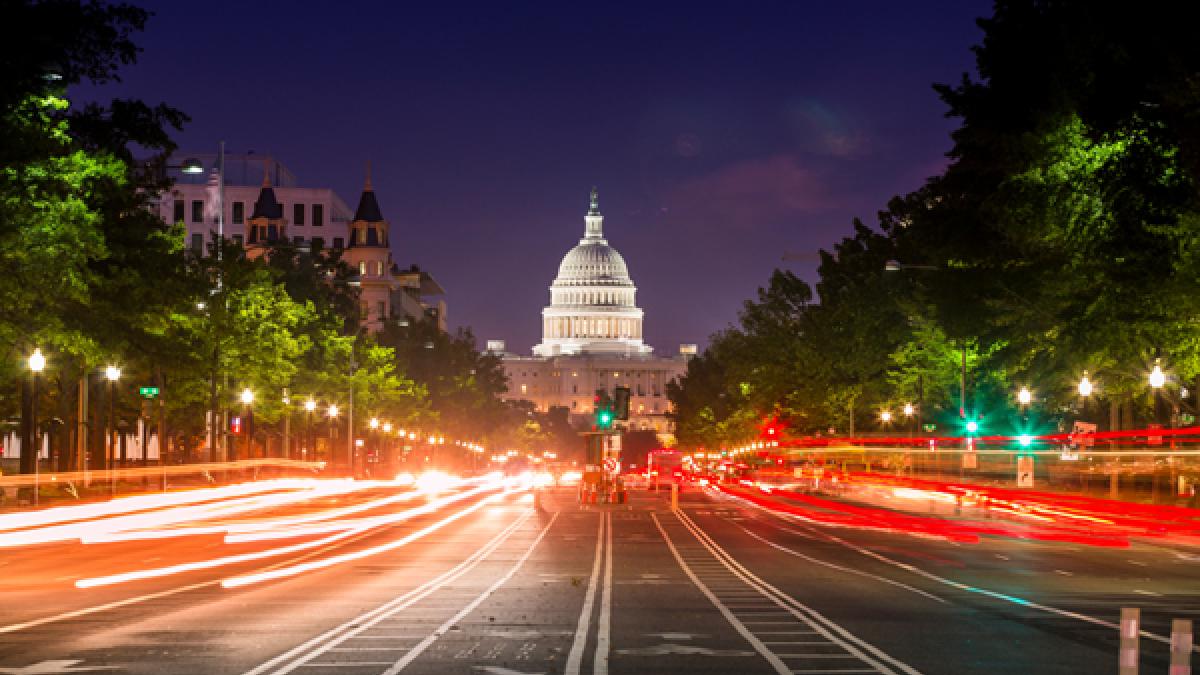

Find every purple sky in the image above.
[77,0,989,354]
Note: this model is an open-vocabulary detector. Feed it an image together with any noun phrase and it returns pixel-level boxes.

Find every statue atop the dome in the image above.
[588,186,600,216]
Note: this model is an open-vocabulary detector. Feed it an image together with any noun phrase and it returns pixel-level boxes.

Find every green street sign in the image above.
[139,386,159,399]
[922,423,937,433]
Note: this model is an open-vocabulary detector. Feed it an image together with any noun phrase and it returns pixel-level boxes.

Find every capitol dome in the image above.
[532,189,652,357]
[555,242,631,284]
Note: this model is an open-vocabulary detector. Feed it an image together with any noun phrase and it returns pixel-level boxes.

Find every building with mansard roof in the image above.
[490,189,695,441]
[158,154,446,332]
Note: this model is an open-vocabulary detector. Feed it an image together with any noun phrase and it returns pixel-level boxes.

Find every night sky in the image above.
[75,1,990,354]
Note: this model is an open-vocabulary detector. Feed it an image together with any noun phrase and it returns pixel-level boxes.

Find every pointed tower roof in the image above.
[250,159,283,219]
[354,160,384,222]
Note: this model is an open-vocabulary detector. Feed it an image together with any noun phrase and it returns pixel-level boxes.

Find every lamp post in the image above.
[304,398,316,461]
[104,366,120,474]
[27,349,45,505]
[1149,358,1168,446]
[382,422,393,470]
[1080,367,1099,425]
[239,388,254,460]
[281,389,290,459]
[327,403,339,466]
[368,417,379,476]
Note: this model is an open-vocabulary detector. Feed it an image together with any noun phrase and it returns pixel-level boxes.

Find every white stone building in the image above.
[492,190,694,440]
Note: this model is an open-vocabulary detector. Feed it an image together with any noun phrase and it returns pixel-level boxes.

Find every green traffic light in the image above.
[965,420,979,434]
[1018,434,1032,448]
[597,410,613,427]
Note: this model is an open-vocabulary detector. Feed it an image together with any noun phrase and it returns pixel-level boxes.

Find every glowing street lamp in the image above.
[1149,360,1166,389]
[880,410,893,423]
[1077,372,1093,398]
[327,404,339,418]
[240,388,255,406]
[304,398,317,413]
[1017,386,1032,406]
[382,422,392,433]
[903,403,915,417]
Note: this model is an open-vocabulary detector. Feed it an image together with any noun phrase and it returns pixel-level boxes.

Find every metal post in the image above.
[107,379,115,498]
[670,482,679,510]
[282,393,290,460]
[1172,619,1193,675]
[1119,607,1139,675]
[76,375,88,476]
[32,372,39,507]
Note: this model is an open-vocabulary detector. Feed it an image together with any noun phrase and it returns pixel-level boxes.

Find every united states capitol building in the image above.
[489,190,695,439]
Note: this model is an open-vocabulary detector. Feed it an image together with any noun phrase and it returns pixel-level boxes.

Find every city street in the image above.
[0,479,1194,674]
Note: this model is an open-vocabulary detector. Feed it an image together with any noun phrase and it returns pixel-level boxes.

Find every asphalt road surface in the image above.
[0,480,1195,674]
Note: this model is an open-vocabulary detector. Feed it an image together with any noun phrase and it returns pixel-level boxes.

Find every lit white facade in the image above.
[494,190,694,440]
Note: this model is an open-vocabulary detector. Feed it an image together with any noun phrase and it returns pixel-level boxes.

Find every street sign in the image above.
[1016,455,1034,487]
[139,386,159,399]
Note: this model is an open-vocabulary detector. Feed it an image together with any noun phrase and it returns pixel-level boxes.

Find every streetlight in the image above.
[880,410,893,424]
[1149,358,1167,432]
[903,403,915,417]
[104,365,120,472]
[1149,360,1166,389]
[238,388,254,460]
[1017,386,1032,406]
[304,398,316,460]
[27,349,46,502]
[1077,372,1093,398]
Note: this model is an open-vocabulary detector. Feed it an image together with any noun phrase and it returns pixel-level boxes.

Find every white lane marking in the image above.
[1128,560,1149,567]
[240,512,535,675]
[737,526,946,604]
[994,554,1010,560]
[594,513,613,675]
[1054,570,1073,576]
[1132,589,1162,597]
[379,514,559,674]
[724,491,1199,653]
[674,509,921,675]
[299,662,392,667]
[650,512,793,675]
[565,513,606,675]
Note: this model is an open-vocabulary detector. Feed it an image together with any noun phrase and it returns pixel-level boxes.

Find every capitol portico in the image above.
[492,189,693,440]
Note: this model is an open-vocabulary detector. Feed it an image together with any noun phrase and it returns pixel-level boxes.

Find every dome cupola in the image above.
[532,189,651,357]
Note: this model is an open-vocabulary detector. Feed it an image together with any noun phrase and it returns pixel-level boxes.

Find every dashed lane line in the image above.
[239,511,537,675]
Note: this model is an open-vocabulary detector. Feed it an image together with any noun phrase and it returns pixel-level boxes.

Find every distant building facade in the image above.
[159,153,445,332]
[490,190,694,441]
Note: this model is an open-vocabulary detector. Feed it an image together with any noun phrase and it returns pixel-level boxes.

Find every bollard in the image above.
[534,487,542,511]
[1172,618,1193,675]
[670,482,679,510]
[1120,607,1140,675]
